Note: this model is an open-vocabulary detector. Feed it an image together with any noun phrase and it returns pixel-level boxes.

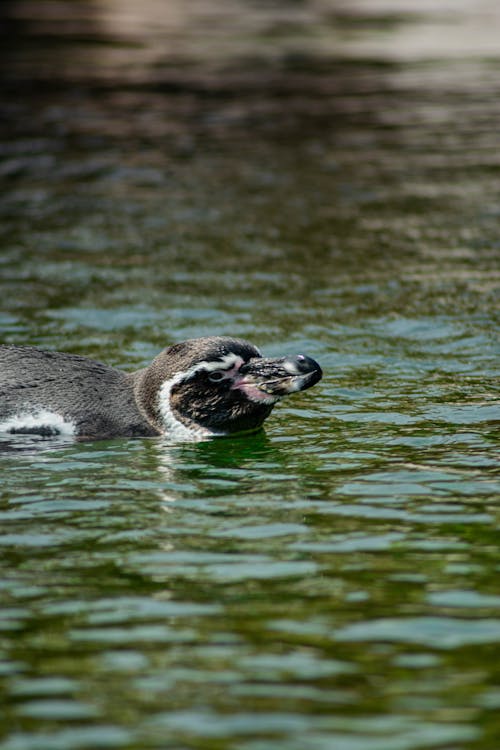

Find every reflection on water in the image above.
[1,1,500,749]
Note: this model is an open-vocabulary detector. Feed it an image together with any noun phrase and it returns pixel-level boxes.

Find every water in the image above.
[1,1,499,748]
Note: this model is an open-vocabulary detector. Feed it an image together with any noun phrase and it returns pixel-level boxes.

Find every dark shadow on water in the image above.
[0,0,400,147]
[0,427,279,469]
[0,432,77,454]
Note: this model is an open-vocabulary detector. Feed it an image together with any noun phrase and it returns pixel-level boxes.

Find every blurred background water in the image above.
[0,1,499,748]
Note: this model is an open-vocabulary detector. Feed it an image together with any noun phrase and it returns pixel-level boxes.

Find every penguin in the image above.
[0,337,322,440]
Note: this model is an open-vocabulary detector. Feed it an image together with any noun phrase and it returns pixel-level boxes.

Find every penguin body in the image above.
[0,337,322,441]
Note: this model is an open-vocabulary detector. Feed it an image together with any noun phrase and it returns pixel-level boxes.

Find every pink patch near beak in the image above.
[231,377,280,403]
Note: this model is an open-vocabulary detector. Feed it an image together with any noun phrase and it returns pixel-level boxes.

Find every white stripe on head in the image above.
[156,354,244,439]
[157,375,214,440]
[189,353,245,375]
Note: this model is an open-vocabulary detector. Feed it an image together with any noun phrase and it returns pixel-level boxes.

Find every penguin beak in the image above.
[233,354,322,401]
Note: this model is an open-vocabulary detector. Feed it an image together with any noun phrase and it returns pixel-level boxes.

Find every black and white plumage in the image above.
[0,337,322,441]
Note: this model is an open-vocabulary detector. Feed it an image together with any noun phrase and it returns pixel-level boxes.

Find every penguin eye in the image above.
[208,371,225,382]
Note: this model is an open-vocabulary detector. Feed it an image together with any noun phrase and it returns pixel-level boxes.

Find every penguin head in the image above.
[134,336,322,438]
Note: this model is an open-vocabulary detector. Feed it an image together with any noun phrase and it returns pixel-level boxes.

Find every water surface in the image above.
[0,1,499,749]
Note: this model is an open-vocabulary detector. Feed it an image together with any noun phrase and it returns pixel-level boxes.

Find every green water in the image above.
[0,1,499,748]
